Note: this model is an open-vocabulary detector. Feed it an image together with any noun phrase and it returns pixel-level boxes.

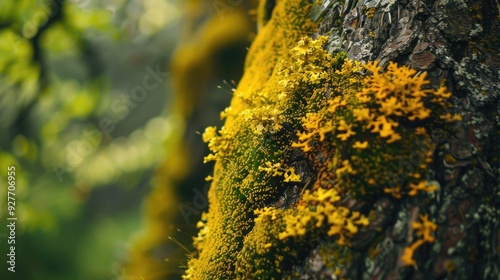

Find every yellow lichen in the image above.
[277,187,369,246]
[291,57,459,198]
[408,181,437,196]
[258,161,301,182]
[402,214,438,266]
[352,141,369,149]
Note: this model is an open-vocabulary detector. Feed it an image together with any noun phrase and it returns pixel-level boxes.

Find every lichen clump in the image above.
[291,58,459,198]
[186,1,460,279]
[401,214,438,266]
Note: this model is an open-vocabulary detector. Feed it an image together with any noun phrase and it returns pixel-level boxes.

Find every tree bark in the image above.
[302,0,500,278]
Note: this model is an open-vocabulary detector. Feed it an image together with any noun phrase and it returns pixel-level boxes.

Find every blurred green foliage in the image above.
[0,0,182,279]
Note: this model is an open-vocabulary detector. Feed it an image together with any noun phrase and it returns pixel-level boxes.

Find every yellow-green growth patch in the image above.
[187,1,460,278]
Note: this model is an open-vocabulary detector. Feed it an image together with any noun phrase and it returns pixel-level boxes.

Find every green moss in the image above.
[236,208,310,279]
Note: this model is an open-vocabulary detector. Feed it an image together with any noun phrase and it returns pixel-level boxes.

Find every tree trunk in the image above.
[182,0,500,279]
[311,0,500,278]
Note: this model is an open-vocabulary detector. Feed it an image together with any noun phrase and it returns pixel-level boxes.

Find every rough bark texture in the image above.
[297,0,500,278]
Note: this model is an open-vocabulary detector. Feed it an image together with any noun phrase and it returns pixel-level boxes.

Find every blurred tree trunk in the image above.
[300,0,499,278]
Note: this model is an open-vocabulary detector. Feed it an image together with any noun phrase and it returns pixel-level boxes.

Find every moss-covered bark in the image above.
[149,0,499,279]
[311,0,500,279]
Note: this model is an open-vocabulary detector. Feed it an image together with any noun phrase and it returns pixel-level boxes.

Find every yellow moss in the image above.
[185,0,319,278]
[225,1,318,127]
[193,212,209,251]
[236,207,296,279]
[202,126,217,143]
